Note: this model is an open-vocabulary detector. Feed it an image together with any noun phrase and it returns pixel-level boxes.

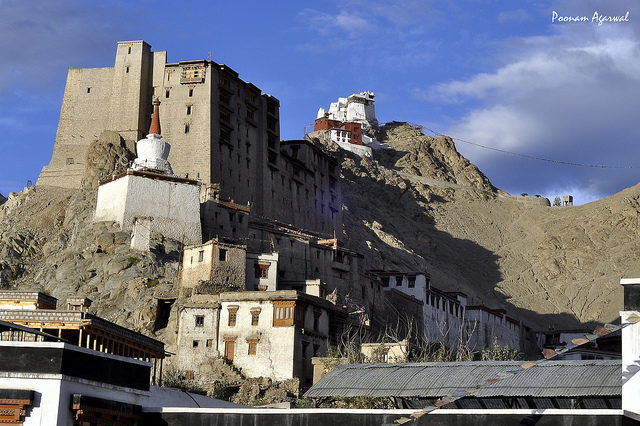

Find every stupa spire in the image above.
[148,98,161,136]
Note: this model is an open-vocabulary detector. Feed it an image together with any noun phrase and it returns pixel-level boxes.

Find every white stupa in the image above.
[94,98,202,245]
[132,99,173,174]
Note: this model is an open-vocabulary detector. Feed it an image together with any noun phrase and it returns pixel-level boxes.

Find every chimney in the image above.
[620,278,640,421]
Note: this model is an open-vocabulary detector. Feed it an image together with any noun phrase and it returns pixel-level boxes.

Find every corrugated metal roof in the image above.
[304,360,620,399]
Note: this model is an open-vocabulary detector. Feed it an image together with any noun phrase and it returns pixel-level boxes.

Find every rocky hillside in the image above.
[334,122,637,327]
[0,132,181,347]
[0,121,636,348]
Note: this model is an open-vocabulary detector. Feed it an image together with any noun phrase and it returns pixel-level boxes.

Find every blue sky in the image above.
[0,0,638,204]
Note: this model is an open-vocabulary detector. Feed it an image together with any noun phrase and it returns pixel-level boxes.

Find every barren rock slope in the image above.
[337,122,637,327]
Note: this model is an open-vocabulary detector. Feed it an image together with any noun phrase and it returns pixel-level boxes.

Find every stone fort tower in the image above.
[38,40,280,213]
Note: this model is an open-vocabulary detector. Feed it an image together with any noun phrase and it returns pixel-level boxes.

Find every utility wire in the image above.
[422,127,639,169]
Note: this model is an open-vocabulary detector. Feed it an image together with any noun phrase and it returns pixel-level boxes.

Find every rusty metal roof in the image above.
[304,360,620,399]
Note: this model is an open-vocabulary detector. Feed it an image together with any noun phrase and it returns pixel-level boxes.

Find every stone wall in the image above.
[94,173,201,245]
[179,241,246,290]
[176,303,221,371]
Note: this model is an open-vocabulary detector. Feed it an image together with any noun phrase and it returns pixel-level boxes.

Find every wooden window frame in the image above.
[250,309,261,326]
[273,301,295,327]
[227,306,239,326]
[247,338,259,355]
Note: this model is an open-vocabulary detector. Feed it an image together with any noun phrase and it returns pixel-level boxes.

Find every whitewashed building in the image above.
[370,270,522,352]
[175,290,344,386]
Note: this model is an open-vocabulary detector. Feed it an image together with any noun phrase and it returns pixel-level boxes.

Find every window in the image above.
[247,339,259,355]
[227,306,238,326]
[185,123,190,133]
[206,339,213,347]
[195,315,204,327]
[273,301,295,326]
[251,309,260,326]
[256,263,269,279]
[190,256,193,264]
[198,250,204,262]
[192,340,199,347]
[189,88,194,97]
[408,276,416,288]
[219,248,228,261]
[66,158,74,165]
[396,275,403,286]
[126,66,129,73]
[128,46,132,54]
[87,87,91,94]
[186,105,192,115]
[165,89,170,99]
[313,310,322,331]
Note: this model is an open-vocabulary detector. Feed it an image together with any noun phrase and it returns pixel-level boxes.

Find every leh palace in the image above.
[1,40,639,425]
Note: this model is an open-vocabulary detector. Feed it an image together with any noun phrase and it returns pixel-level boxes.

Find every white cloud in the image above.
[419,29,640,201]
[299,8,373,39]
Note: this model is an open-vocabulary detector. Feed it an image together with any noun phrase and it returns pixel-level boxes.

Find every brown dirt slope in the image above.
[333,122,637,328]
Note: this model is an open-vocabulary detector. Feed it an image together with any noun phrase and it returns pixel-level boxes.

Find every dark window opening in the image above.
[186,105,192,115]
[219,248,228,261]
[185,123,190,133]
[189,88,194,97]
[87,87,91,94]
[408,276,416,288]
[125,66,130,73]
[195,315,204,327]
[153,299,174,331]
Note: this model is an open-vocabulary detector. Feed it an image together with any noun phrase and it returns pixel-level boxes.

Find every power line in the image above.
[422,127,639,169]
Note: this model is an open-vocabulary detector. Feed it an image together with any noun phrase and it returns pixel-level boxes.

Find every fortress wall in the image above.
[108,41,153,144]
[37,67,114,188]
[160,62,213,184]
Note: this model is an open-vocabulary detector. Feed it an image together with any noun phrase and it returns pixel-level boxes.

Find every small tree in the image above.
[481,336,520,361]
[553,196,561,207]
